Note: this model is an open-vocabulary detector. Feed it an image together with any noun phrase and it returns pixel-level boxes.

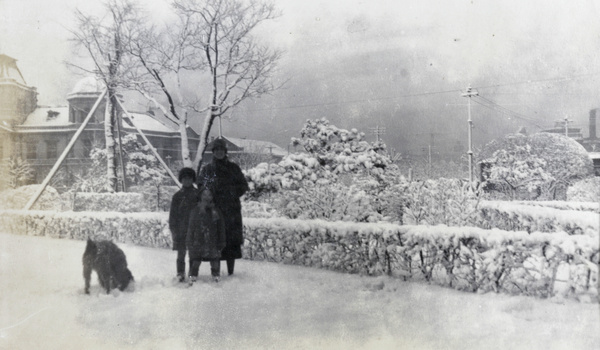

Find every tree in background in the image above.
[72,134,168,192]
[170,0,284,170]
[244,118,399,222]
[125,6,200,168]
[8,157,34,189]
[69,0,144,192]
[480,133,593,200]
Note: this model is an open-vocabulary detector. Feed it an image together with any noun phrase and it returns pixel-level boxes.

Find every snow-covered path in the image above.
[0,232,598,350]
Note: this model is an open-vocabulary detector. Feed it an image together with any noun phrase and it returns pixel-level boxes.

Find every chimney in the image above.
[590,109,597,139]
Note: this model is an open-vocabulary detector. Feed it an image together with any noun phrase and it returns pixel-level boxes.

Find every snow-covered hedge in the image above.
[73,192,149,212]
[128,185,179,212]
[0,210,172,248]
[242,218,598,301]
[1,210,597,301]
[0,185,66,211]
[479,201,599,236]
[513,200,599,213]
[567,177,600,202]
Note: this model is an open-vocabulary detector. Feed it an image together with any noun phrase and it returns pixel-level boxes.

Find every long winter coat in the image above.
[186,204,226,260]
[168,186,201,251]
[197,157,249,260]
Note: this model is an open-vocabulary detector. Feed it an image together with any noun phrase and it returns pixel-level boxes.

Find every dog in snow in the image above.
[83,239,134,294]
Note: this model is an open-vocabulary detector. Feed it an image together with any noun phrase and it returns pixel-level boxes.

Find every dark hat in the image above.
[178,167,196,182]
[212,138,227,152]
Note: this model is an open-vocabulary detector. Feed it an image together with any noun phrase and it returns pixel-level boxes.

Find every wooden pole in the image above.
[114,98,181,187]
[114,99,128,192]
[24,89,107,210]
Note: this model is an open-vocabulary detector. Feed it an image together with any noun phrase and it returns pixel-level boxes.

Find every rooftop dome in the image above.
[67,76,105,100]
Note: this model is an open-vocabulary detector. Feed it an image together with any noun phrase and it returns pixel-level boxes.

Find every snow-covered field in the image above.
[0,232,598,350]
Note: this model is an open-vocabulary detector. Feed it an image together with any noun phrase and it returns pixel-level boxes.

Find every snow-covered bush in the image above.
[0,185,64,210]
[245,118,399,222]
[480,133,593,200]
[6,157,34,189]
[400,178,483,226]
[242,200,280,219]
[72,134,169,193]
[274,180,384,222]
[567,177,600,202]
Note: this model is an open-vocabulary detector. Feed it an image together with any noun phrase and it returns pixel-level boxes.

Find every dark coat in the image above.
[197,157,249,259]
[168,186,201,251]
[186,204,226,260]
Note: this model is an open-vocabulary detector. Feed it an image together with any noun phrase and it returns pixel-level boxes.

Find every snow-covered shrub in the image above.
[400,178,483,227]
[567,177,600,202]
[480,133,593,200]
[73,192,148,212]
[6,157,34,189]
[0,185,64,210]
[242,200,280,219]
[245,118,399,222]
[72,134,169,193]
[274,180,384,222]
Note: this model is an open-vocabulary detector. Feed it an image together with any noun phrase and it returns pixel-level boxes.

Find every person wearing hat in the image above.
[197,138,249,276]
[169,167,201,282]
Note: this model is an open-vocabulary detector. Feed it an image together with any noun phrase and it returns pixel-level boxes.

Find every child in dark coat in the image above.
[187,188,226,284]
[169,168,201,282]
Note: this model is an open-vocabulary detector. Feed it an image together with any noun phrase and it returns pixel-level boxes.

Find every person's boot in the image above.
[188,276,197,286]
[177,273,185,283]
[227,259,235,276]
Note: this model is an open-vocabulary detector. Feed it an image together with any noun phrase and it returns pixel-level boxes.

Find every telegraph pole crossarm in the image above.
[461,85,479,189]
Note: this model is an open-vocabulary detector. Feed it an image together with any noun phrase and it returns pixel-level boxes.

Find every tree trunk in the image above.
[104,91,118,192]
[179,111,192,168]
[193,108,217,172]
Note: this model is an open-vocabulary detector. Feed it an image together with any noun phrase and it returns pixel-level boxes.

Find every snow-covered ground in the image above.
[0,232,598,350]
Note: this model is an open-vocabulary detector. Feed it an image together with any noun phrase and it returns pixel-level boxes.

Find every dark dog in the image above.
[83,239,134,294]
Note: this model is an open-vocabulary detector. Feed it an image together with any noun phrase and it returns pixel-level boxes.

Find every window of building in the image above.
[46,140,58,159]
[26,141,37,160]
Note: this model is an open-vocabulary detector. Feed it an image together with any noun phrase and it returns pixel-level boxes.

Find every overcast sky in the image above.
[2,0,600,155]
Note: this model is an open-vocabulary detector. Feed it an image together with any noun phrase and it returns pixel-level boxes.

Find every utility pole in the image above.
[563,116,573,138]
[462,85,478,189]
[369,125,386,142]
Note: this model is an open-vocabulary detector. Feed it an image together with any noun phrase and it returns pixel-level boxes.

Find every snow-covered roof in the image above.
[589,152,600,160]
[67,76,105,100]
[123,112,177,134]
[20,106,71,126]
[226,137,287,157]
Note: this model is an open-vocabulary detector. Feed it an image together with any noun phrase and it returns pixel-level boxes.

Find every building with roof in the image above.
[0,54,200,188]
[203,136,288,170]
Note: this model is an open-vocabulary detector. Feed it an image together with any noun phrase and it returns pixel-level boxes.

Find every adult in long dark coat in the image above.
[197,138,249,275]
[169,167,201,281]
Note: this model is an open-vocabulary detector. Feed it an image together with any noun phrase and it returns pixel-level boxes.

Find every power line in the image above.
[243,88,462,113]
[471,96,548,129]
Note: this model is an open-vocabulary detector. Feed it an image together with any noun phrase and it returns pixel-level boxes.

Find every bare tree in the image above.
[125,10,202,168]
[172,0,285,171]
[69,0,143,191]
